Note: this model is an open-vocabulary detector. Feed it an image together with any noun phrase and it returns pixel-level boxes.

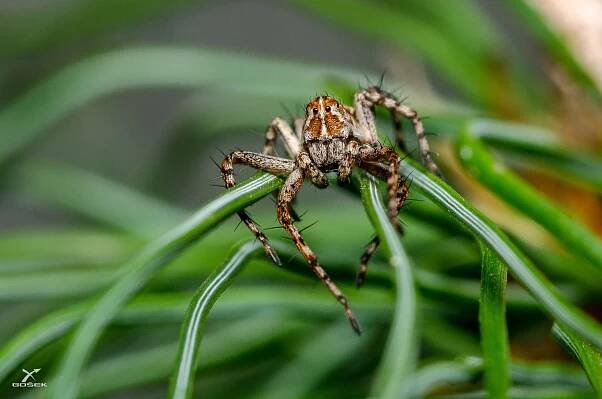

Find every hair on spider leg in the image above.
[377,69,389,90]
[298,219,320,234]
[279,101,296,123]
[233,217,245,232]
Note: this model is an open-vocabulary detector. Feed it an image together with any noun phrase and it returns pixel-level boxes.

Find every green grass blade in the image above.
[479,243,510,398]
[0,47,363,167]
[82,313,306,398]
[0,286,392,386]
[455,129,602,269]
[397,156,602,349]
[505,1,601,97]
[0,0,198,56]
[467,119,602,194]
[251,321,371,399]
[11,162,187,238]
[291,0,489,103]
[168,240,262,399]
[404,358,482,397]
[404,358,589,397]
[47,173,282,399]
[360,176,417,399]
[553,324,602,394]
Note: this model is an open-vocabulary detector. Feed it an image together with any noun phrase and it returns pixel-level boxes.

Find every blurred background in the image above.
[0,1,601,398]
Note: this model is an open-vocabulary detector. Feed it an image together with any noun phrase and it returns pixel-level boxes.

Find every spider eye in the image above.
[325,106,331,112]
[312,108,318,115]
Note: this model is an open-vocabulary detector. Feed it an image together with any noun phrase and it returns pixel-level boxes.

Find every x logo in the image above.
[21,369,40,383]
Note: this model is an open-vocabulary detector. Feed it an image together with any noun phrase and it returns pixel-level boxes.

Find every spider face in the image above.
[303,96,354,170]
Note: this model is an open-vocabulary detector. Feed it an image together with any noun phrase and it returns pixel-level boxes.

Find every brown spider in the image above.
[220,86,439,334]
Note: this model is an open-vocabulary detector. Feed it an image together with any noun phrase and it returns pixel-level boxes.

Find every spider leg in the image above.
[297,151,329,188]
[337,140,360,186]
[278,168,361,334]
[358,145,401,223]
[355,86,440,176]
[263,117,301,158]
[354,158,409,288]
[390,109,407,152]
[221,151,295,265]
[263,117,304,220]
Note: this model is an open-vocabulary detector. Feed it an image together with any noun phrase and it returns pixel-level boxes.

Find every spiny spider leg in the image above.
[356,86,440,176]
[355,160,409,287]
[278,168,361,334]
[221,151,295,265]
[358,145,402,223]
[263,118,305,222]
[390,110,407,153]
[263,117,301,158]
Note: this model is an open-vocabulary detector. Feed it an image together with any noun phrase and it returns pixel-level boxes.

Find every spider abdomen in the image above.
[306,138,346,171]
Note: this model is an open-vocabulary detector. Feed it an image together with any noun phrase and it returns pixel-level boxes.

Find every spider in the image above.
[220,86,439,334]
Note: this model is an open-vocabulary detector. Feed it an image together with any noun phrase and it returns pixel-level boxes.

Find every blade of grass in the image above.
[0,0,198,56]
[505,0,601,97]
[553,324,602,394]
[251,321,372,399]
[455,129,602,269]
[360,176,417,399]
[0,46,363,167]
[47,173,282,399]
[168,240,262,399]
[83,312,306,399]
[469,119,602,194]
[0,285,393,385]
[291,0,490,103]
[479,243,510,398]
[11,161,187,238]
[396,156,602,348]
[404,357,590,397]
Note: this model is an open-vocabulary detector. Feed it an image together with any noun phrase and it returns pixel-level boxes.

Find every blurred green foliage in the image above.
[0,1,601,399]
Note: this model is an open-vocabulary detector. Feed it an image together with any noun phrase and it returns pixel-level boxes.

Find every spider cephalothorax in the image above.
[303,96,354,170]
[221,86,439,334]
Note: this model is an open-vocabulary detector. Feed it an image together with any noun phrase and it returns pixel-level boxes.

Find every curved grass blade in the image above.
[291,0,492,103]
[48,173,282,399]
[397,156,602,349]
[0,47,363,167]
[553,324,602,394]
[11,161,187,238]
[479,243,510,398]
[0,285,392,385]
[505,0,601,97]
[168,240,262,399]
[468,119,602,194]
[406,358,591,398]
[456,129,602,269]
[0,0,198,57]
[360,176,417,399]
[82,313,306,398]
[251,321,372,399]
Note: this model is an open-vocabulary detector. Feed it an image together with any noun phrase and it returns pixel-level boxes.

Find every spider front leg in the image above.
[277,168,361,334]
[221,151,295,265]
[355,86,440,176]
[262,117,304,221]
[337,140,359,186]
[263,117,301,158]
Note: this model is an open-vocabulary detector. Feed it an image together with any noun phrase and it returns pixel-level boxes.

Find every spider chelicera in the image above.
[220,86,439,334]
